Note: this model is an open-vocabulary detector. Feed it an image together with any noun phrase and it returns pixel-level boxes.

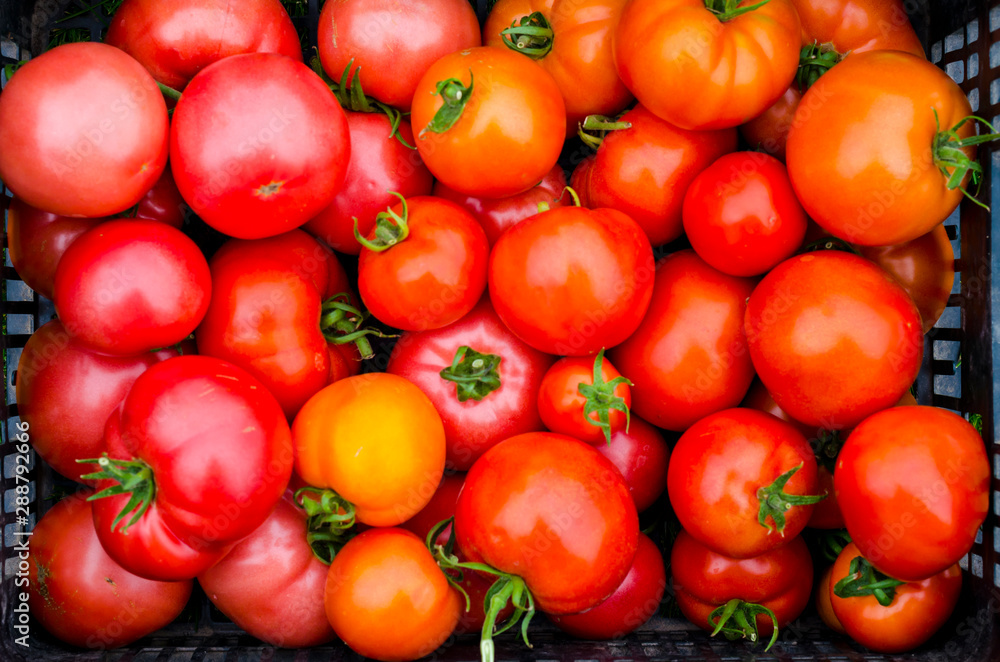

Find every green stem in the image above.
[706,0,773,22]
[933,110,1000,210]
[439,346,503,402]
[419,72,474,138]
[796,42,842,92]
[294,487,357,565]
[577,348,632,445]
[353,191,410,252]
[756,463,827,532]
[319,292,397,359]
[833,555,905,606]
[813,528,853,564]
[500,12,554,59]
[78,454,156,534]
[708,598,780,650]
[156,82,182,102]
[577,114,632,151]
[813,428,845,474]
[801,235,863,255]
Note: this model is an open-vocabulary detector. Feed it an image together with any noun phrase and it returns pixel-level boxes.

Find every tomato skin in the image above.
[489,206,655,356]
[614,0,800,130]
[325,528,462,662]
[571,155,595,207]
[54,220,211,356]
[815,565,846,634]
[835,406,989,581]
[0,42,168,218]
[171,53,350,240]
[597,416,670,512]
[739,87,800,161]
[134,167,187,229]
[745,251,923,429]
[411,47,566,198]
[609,250,756,431]
[586,105,737,246]
[27,494,192,649]
[455,432,639,614]
[791,0,925,57]
[317,0,481,111]
[538,354,631,445]
[550,532,665,639]
[829,542,962,653]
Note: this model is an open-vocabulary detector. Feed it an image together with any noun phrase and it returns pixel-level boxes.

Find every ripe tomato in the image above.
[614,0,800,130]
[317,0,481,110]
[170,53,350,240]
[571,154,595,207]
[609,250,755,431]
[411,46,566,198]
[815,566,846,634]
[682,152,807,276]
[835,406,989,581]
[538,350,631,445]
[745,251,923,428]
[597,416,670,512]
[54,220,211,355]
[584,104,737,246]
[488,206,654,355]
[325,528,461,662]
[358,196,489,331]
[387,296,554,470]
[0,42,168,217]
[739,87,800,161]
[27,493,192,649]
[134,167,187,229]
[293,373,446,526]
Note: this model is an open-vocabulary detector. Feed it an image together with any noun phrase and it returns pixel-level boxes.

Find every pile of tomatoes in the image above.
[0,0,993,659]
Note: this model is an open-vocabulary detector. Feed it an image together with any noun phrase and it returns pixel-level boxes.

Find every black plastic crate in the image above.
[1,0,999,660]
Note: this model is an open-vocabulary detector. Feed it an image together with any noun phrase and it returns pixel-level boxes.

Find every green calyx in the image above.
[156,81,183,102]
[813,528,853,564]
[419,72,474,138]
[933,110,1000,210]
[796,42,842,92]
[833,555,905,607]
[353,191,410,252]
[319,292,396,359]
[577,348,633,445]
[813,428,845,474]
[578,114,632,151]
[78,455,156,534]
[294,487,357,565]
[705,0,773,22]
[756,463,827,532]
[439,346,503,402]
[500,12,554,59]
[708,598,779,651]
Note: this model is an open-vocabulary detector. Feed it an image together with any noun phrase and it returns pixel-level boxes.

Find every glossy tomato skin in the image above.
[489,206,654,356]
[358,196,489,331]
[571,155,595,207]
[829,542,962,653]
[54,220,211,355]
[135,167,186,229]
[325,528,462,662]
[411,47,566,198]
[739,87,801,161]
[455,432,640,614]
[198,492,336,647]
[317,0,480,110]
[0,42,168,217]
[815,566,846,634]
[745,251,923,428]
[550,532,665,639]
[585,104,737,246]
[538,354,631,445]
[835,406,989,581]
[171,53,350,240]
[597,416,670,512]
[27,493,192,649]
[614,0,800,130]
[387,296,554,470]
[609,250,756,431]
[682,152,807,277]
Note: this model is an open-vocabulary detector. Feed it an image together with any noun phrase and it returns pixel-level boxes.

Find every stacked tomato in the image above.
[0,0,992,658]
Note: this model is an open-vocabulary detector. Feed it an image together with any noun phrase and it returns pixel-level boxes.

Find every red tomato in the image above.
[609,250,756,431]
[597,416,670,513]
[835,406,989,581]
[134,167,186,229]
[550,532,665,639]
[358,196,489,331]
[682,152,807,276]
[54,220,211,355]
[317,0,481,110]
[26,493,192,649]
[387,296,554,470]
[745,251,923,428]
[489,206,654,355]
[815,566,846,634]
[571,154,595,207]
[538,350,631,445]
[170,53,350,240]
[614,0,800,130]
[584,104,737,246]
[739,87,800,161]
[0,43,168,217]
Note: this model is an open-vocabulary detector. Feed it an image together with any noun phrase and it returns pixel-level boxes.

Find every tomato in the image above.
[739,87,800,161]
[358,196,489,331]
[0,42,168,217]
[745,251,923,428]
[411,46,566,198]
[198,492,335,647]
[787,51,977,246]
[538,350,631,445]
[170,53,350,240]
[614,0,800,130]
[325,528,461,662]
[134,167,186,229]
[835,406,989,581]
[584,104,737,246]
[549,532,665,639]
[88,355,293,581]
[106,0,302,90]
[484,0,632,130]
[317,0,481,110]
[489,206,654,355]
[433,164,568,246]
[26,493,192,649]
[815,566,846,634]
[829,542,962,653]
[597,416,670,512]
[682,152,807,277]
[53,220,211,355]
[293,373,446,527]
[609,250,755,431]
[570,154,595,207]
[387,296,554,470]
[455,432,639,615]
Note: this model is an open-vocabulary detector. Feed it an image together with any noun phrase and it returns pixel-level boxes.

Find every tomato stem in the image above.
[833,555,905,606]
[353,191,410,252]
[419,72,474,138]
[559,186,582,208]
[813,428,845,474]
[801,236,862,256]
[500,12,554,59]
[708,598,779,650]
[439,346,503,402]
[294,487,357,565]
[156,81,182,102]
[933,110,999,210]
[755,463,827,532]
[577,114,632,151]
[78,454,156,534]
[706,0,773,22]
[812,528,853,564]
[577,348,633,445]
[319,292,397,359]
[796,42,842,93]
